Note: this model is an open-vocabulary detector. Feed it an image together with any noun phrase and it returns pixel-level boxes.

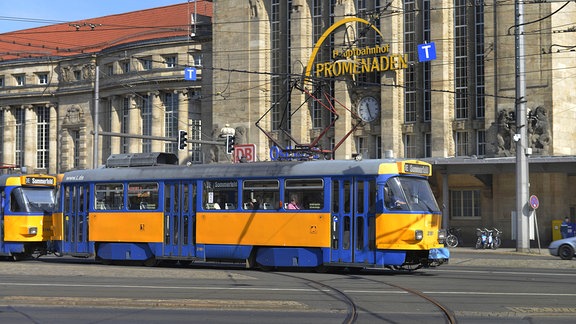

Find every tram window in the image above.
[368,181,376,214]
[243,180,279,210]
[343,180,351,213]
[284,179,324,210]
[64,186,71,213]
[356,217,364,250]
[79,187,87,212]
[384,177,440,212]
[8,187,55,213]
[332,180,339,212]
[357,180,365,213]
[203,180,238,210]
[94,183,124,210]
[343,216,351,249]
[128,182,158,210]
[10,190,23,212]
[182,184,196,213]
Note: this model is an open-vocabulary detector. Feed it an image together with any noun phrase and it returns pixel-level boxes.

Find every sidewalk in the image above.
[447,246,576,269]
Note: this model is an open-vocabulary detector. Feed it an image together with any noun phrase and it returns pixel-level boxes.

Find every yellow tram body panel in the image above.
[50,212,64,240]
[3,215,47,242]
[375,212,442,250]
[88,212,164,242]
[50,212,164,243]
[196,212,331,247]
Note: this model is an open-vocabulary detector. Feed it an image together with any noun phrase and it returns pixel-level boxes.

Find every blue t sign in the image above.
[184,67,197,81]
[417,42,437,62]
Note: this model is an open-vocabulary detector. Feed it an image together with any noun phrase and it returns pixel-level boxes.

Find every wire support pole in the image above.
[93,65,100,169]
[515,0,530,252]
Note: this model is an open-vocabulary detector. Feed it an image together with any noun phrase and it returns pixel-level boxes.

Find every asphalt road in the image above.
[0,249,574,323]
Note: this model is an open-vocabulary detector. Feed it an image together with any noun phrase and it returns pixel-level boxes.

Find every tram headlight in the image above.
[438,229,447,244]
[414,230,424,241]
[28,227,38,235]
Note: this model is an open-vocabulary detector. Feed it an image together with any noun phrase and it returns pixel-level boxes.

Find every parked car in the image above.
[548,237,576,260]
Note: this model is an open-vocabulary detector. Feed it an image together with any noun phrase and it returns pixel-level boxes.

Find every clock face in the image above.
[357,96,380,122]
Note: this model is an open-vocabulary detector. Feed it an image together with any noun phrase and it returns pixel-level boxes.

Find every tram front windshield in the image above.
[384,177,440,212]
[10,187,56,213]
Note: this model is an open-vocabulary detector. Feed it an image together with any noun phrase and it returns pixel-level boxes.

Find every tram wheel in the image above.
[315,265,331,273]
[11,253,27,261]
[178,260,192,267]
[143,257,159,267]
[393,264,421,272]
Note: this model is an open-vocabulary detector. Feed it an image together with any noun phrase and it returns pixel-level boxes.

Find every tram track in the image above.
[350,270,457,324]
[271,269,458,324]
[272,272,358,324]
[383,279,457,324]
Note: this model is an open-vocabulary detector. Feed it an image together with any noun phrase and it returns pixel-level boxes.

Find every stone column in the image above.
[151,91,163,152]
[24,105,36,171]
[1,106,15,166]
[127,94,140,153]
[48,104,58,174]
[110,96,121,154]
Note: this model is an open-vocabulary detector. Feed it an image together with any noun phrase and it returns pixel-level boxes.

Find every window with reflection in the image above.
[203,180,238,210]
[127,182,158,210]
[284,178,324,210]
[94,183,124,210]
[243,180,279,210]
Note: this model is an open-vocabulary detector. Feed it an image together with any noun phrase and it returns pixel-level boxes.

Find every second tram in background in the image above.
[48,153,449,271]
[0,174,57,260]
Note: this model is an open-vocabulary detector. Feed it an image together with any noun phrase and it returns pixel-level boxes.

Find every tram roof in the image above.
[61,159,412,183]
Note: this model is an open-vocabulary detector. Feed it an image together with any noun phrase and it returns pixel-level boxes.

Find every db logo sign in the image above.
[233,144,256,163]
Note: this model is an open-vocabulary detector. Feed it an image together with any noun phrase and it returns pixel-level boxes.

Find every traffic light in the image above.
[226,135,235,154]
[178,130,188,150]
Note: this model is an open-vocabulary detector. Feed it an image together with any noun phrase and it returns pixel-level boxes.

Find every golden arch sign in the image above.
[304,17,408,80]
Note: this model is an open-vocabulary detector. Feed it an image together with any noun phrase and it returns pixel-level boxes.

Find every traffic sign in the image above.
[233,144,256,163]
[184,67,197,81]
[529,195,539,209]
[417,42,437,62]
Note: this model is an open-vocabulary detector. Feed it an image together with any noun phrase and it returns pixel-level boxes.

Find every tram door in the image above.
[330,178,374,264]
[163,182,196,258]
[62,184,92,255]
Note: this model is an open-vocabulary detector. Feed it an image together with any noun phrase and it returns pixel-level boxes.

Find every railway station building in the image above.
[1,1,576,245]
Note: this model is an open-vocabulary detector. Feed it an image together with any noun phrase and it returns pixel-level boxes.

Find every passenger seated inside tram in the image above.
[242,198,258,210]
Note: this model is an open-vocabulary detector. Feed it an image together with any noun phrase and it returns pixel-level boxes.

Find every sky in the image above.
[0,0,188,33]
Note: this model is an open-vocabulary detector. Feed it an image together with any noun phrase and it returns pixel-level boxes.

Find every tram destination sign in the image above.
[24,176,55,186]
[403,163,431,176]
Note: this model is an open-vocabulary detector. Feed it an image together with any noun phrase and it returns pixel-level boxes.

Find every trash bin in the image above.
[552,220,563,241]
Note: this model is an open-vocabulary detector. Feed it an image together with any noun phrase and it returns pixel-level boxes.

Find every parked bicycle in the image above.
[475,227,502,249]
[445,227,463,248]
[492,228,502,249]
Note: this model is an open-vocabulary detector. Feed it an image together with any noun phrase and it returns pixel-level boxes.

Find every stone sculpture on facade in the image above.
[234,125,247,145]
[528,105,550,154]
[496,109,516,156]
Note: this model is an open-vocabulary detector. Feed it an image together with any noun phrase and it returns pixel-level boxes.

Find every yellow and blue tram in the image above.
[0,174,57,260]
[50,153,449,270]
